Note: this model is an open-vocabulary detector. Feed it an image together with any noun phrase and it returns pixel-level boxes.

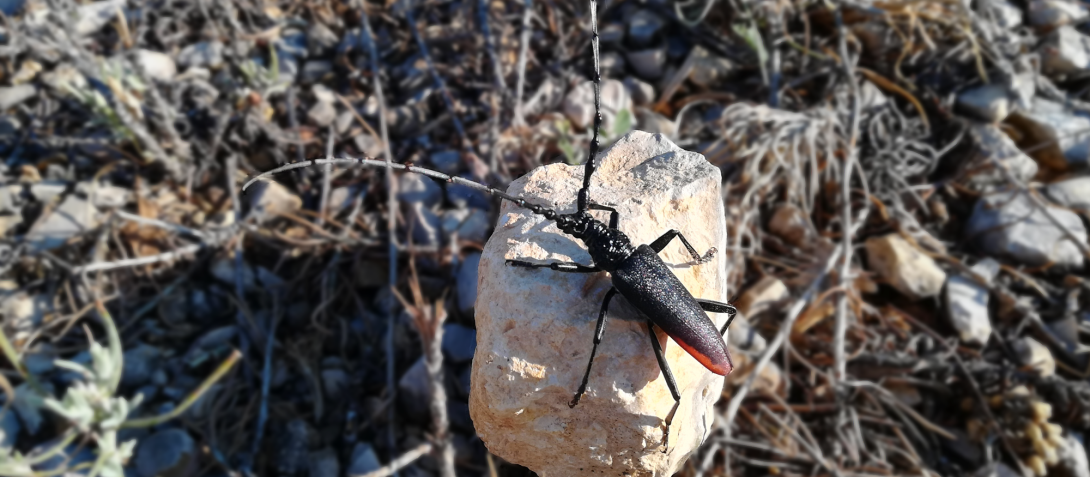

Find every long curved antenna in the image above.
[242,157,563,219]
[577,0,601,212]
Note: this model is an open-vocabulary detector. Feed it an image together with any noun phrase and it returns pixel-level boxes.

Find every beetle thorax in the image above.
[555,212,634,272]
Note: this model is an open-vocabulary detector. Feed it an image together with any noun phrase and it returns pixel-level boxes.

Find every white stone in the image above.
[957,84,1012,123]
[562,78,632,134]
[990,0,1024,29]
[966,190,1087,269]
[960,123,1038,192]
[1055,434,1090,477]
[735,276,788,318]
[246,180,301,223]
[0,85,35,110]
[1029,0,1087,29]
[470,131,729,476]
[635,107,676,138]
[626,47,667,80]
[1046,176,1090,210]
[944,259,1000,347]
[75,0,126,37]
[1014,337,1056,377]
[177,41,225,69]
[1008,98,1090,168]
[865,234,947,300]
[1042,26,1090,75]
[134,49,177,82]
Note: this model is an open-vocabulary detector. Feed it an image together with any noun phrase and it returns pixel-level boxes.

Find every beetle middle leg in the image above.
[649,229,716,264]
[646,320,681,452]
[570,288,618,408]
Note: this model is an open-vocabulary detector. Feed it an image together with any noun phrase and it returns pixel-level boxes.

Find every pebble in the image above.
[308,448,341,477]
[456,253,481,314]
[75,0,126,37]
[957,84,1012,123]
[961,123,1038,192]
[321,367,349,401]
[735,276,789,318]
[121,343,162,388]
[1009,98,1090,168]
[600,51,627,78]
[1013,337,1056,377]
[599,23,625,45]
[1055,434,1090,477]
[428,149,461,175]
[966,190,1087,269]
[624,77,656,105]
[628,9,665,47]
[441,323,476,364]
[307,85,338,127]
[442,207,490,243]
[0,84,35,110]
[177,41,225,69]
[398,173,443,207]
[25,195,99,251]
[989,0,1024,29]
[1042,26,1090,76]
[0,405,19,448]
[626,47,668,80]
[398,356,431,419]
[134,49,177,82]
[308,23,339,56]
[353,133,383,157]
[562,79,631,132]
[1046,176,1090,210]
[348,443,382,475]
[690,47,736,88]
[246,179,302,223]
[864,234,947,300]
[134,428,197,477]
[301,60,334,84]
[944,259,1000,347]
[634,107,674,137]
[1029,0,1087,29]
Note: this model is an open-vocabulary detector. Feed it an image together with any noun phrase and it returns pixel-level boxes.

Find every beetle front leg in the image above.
[506,260,600,273]
[649,229,716,264]
[647,321,681,453]
[589,203,619,229]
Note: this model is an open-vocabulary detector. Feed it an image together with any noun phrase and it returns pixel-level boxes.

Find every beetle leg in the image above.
[588,203,619,229]
[506,260,600,273]
[570,288,618,408]
[649,229,716,264]
[695,299,737,335]
[647,320,681,453]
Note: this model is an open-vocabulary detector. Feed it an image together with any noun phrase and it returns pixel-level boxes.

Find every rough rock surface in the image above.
[470,131,729,477]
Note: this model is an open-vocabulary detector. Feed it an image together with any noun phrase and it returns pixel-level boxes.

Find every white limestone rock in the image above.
[470,131,729,477]
[966,190,1087,269]
[945,259,1000,347]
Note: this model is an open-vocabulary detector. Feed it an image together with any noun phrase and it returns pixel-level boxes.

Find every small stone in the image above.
[727,314,766,354]
[990,0,1024,28]
[1054,434,1090,477]
[960,123,1038,192]
[1029,0,1087,29]
[1046,176,1090,210]
[562,78,632,133]
[353,133,383,157]
[628,10,665,47]
[1042,26,1090,76]
[724,351,784,397]
[308,448,341,477]
[398,173,443,207]
[456,253,480,315]
[75,0,126,37]
[966,190,1087,269]
[177,41,225,69]
[600,23,625,45]
[944,259,1000,347]
[471,131,728,476]
[348,443,381,475]
[441,323,476,364]
[428,150,461,175]
[957,84,1012,123]
[307,99,337,127]
[1,292,48,339]
[0,405,20,449]
[134,49,177,82]
[122,344,162,388]
[769,204,815,246]
[624,77,656,105]
[0,85,34,110]
[600,51,626,78]
[321,368,348,401]
[451,208,490,244]
[399,357,431,419]
[41,64,87,97]
[308,23,339,56]
[25,195,101,251]
[1008,98,1090,169]
[134,428,197,477]
[246,180,302,223]
[690,47,735,88]
[635,107,675,137]
[865,234,947,300]
[335,111,355,135]
[301,60,334,84]
[626,46,668,80]
[735,276,789,318]
[1014,337,1056,377]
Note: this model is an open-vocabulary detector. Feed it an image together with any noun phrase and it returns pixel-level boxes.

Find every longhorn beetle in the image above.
[242,0,737,451]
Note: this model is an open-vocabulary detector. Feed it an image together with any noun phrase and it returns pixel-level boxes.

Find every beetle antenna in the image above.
[577,0,601,212]
[242,157,564,220]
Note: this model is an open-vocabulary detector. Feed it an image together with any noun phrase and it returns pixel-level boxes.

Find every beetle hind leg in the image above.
[570,288,618,408]
[695,299,737,335]
[647,321,681,453]
[649,229,716,264]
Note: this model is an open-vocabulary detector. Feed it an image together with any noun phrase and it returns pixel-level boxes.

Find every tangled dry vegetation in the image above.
[2,0,1090,476]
